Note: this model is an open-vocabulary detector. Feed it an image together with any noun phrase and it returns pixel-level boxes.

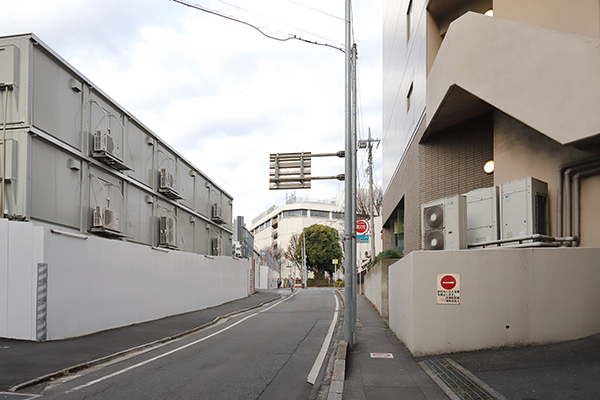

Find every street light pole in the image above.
[344,0,356,349]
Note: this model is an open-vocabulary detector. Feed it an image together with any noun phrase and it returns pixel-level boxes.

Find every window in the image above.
[406,0,413,42]
[332,212,344,219]
[407,82,413,112]
[311,210,329,218]
[282,209,307,218]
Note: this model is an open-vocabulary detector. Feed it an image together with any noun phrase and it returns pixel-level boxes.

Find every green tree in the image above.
[294,224,343,277]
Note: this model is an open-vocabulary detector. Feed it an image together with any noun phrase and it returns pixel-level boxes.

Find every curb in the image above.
[326,288,347,400]
[9,295,282,392]
[327,340,348,400]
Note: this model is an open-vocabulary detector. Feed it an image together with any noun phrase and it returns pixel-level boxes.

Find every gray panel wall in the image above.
[0,34,233,256]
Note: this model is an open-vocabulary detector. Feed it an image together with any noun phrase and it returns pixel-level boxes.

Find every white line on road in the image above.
[66,295,293,394]
[307,293,340,385]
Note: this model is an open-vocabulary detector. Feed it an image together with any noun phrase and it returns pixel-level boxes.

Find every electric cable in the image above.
[170,0,344,52]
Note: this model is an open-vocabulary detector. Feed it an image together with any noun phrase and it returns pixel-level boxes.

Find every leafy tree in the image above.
[294,224,343,277]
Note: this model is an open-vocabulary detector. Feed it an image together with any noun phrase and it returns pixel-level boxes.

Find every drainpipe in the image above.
[557,156,600,237]
[573,165,600,243]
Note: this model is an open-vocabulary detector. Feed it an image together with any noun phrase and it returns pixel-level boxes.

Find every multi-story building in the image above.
[250,194,382,283]
[0,33,249,342]
[250,195,346,281]
[381,1,600,355]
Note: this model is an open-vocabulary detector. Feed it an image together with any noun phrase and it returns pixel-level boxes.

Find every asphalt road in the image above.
[30,288,339,400]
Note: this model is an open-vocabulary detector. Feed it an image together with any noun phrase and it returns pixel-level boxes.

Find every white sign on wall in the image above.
[437,273,461,305]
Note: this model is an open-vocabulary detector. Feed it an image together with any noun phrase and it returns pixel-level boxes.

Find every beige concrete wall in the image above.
[364,259,396,319]
[389,248,600,356]
[494,111,600,245]
[495,0,600,39]
[426,12,600,146]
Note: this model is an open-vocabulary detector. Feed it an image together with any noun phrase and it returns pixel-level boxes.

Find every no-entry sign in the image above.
[356,219,370,235]
[437,273,460,305]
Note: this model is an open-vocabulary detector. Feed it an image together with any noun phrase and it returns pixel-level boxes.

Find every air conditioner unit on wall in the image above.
[159,168,175,191]
[158,168,182,199]
[159,215,177,248]
[212,203,225,224]
[212,237,223,256]
[466,186,500,245]
[421,195,467,250]
[93,131,119,159]
[499,177,548,243]
[92,205,120,232]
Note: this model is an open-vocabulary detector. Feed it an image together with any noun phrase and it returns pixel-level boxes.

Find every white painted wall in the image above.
[389,248,600,356]
[258,265,279,289]
[0,219,251,341]
[0,219,44,340]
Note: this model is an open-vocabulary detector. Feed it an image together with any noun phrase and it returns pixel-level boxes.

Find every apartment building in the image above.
[381,0,600,355]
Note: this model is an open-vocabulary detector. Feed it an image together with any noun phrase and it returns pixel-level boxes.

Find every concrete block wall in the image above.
[389,248,600,356]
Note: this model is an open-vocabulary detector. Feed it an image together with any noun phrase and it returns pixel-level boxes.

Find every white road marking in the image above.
[307,293,340,384]
[66,296,291,394]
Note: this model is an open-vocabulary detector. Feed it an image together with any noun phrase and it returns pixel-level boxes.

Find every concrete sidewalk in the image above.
[343,293,600,400]
[342,294,448,400]
[0,290,282,392]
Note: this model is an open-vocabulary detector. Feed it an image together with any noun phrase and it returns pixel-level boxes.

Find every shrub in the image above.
[366,249,403,270]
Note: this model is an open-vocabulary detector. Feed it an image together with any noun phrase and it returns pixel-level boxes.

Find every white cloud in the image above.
[1,0,381,224]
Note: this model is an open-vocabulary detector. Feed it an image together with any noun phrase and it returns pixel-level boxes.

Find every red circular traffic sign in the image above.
[356,219,369,235]
[440,275,456,290]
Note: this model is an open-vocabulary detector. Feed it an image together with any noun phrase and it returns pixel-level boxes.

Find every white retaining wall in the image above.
[389,248,600,356]
[0,219,251,340]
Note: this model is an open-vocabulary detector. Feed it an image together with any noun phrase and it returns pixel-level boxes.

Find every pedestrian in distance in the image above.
[277,277,281,289]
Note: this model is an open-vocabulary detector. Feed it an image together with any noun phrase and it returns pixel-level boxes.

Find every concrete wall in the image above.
[389,248,600,356]
[0,219,250,341]
[363,259,396,319]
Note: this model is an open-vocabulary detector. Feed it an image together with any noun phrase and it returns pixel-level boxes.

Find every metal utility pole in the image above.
[344,0,357,349]
[366,128,380,262]
[302,228,307,288]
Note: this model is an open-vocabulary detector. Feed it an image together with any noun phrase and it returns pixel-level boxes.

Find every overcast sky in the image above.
[1,0,382,225]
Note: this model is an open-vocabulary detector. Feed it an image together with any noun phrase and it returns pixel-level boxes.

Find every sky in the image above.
[1,0,382,226]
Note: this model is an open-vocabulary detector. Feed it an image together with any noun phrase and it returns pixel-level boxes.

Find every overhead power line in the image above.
[170,0,344,53]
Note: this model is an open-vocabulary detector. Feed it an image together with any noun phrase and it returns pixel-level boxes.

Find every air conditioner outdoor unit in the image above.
[159,168,175,191]
[212,203,225,224]
[421,195,467,250]
[212,237,223,256]
[92,205,120,232]
[159,215,177,248]
[466,186,499,245]
[499,177,548,244]
[93,131,119,158]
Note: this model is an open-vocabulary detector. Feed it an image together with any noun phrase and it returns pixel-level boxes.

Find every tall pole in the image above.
[344,0,356,348]
[368,128,377,262]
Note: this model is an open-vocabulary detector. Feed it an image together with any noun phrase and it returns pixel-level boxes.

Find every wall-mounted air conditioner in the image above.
[212,203,225,224]
[499,177,548,244]
[466,186,499,245]
[158,168,182,199]
[92,205,120,232]
[93,131,119,159]
[159,215,177,248]
[91,130,129,170]
[421,195,467,250]
[212,237,223,256]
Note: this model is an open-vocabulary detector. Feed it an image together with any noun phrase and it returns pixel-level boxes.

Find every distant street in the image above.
[35,288,339,400]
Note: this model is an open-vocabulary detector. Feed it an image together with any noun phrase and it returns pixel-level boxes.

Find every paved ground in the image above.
[0,290,281,392]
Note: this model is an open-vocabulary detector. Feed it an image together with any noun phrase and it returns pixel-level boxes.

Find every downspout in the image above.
[558,156,600,238]
[1,87,9,218]
[573,165,600,243]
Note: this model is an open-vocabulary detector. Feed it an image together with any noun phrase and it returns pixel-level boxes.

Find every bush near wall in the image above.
[366,250,403,270]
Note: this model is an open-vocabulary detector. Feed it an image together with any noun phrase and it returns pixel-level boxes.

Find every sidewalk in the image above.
[0,290,282,392]
[342,294,448,400]
[344,294,600,400]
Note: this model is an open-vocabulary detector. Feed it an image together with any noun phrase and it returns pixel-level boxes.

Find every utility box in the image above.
[466,186,499,245]
[499,177,549,243]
